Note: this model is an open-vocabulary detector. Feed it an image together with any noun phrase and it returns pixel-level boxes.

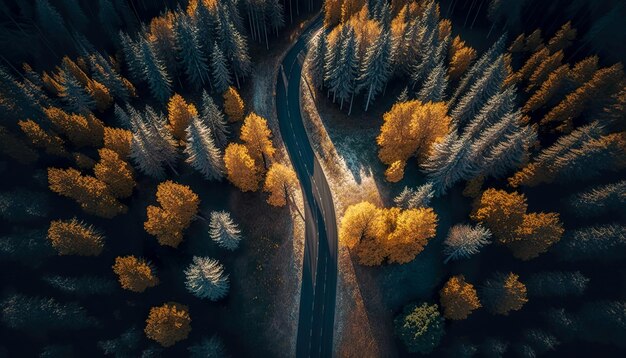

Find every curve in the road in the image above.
[276,17,338,358]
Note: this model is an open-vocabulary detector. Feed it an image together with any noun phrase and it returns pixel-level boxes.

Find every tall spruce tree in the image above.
[200,91,229,148]
[211,42,232,94]
[174,13,211,90]
[138,37,172,103]
[358,29,393,111]
[331,28,359,114]
[417,61,448,103]
[450,34,507,106]
[450,55,507,127]
[184,115,224,181]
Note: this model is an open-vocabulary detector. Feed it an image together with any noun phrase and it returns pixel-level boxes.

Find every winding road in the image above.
[276,17,338,358]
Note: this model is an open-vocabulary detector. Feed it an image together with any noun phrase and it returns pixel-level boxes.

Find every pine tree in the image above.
[209,211,242,250]
[393,183,435,209]
[184,115,224,181]
[450,34,506,106]
[174,12,211,90]
[90,52,132,101]
[148,12,178,77]
[43,274,116,297]
[266,0,285,35]
[200,90,229,148]
[0,126,39,165]
[450,55,507,127]
[480,272,528,316]
[119,32,144,82]
[417,61,448,103]
[443,224,492,263]
[554,224,626,262]
[138,37,172,103]
[568,180,626,218]
[216,8,251,87]
[526,271,589,298]
[59,69,95,114]
[332,28,360,114]
[358,29,393,111]
[211,42,232,94]
[309,31,327,89]
[128,105,178,178]
[0,293,96,332]
[185,256,230,300]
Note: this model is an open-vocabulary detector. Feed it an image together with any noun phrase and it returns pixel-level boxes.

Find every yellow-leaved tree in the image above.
[223,86,245,122]
[240,112,276,169]
[263,162,299,207]
[377,100,450,182]
[112,256,159,292]
[440,275,481,320]
[339,201,438,266]
[47,218,104,256]
[145,303,191,347]
[144,181,200,248]
[94,148,135,199]
[167,93,198,141]
[224,143,260,192]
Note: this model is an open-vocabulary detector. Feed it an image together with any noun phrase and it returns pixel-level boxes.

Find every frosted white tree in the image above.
[394,183,435,209]
[200,91,229,148]
[209,211,242,250]
[211,42,232,94]
[185,116,224,181]
[417,61,448,103]
[358,29,393,111]
[450,55,507,127]
[184,256,229,301]
[568,180,626,217]
[443,224,492,263]
[450,33,507,106]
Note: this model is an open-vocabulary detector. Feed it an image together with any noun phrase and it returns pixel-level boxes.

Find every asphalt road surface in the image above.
[276,17,338,358]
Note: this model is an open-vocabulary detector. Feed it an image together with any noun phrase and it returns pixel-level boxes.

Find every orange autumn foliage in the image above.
[47,218,104,256]
[144,181,199,248]
[440,275,481,320]
[18,119,67,157]
[48,167,127,218]
[167,93,198,141]
[224,143,261,192]
[113,256,159,292]
[223,86,245,123]
[145,303,191,347]
[103,127,132,158]
[94,148,135,199]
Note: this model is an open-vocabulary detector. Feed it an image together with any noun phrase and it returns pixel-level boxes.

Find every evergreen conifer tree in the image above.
[211,42,232,94]
[358,29,393,111]
[201,91,229,148]
[138,38,172,103]
[174,13,211,90]
[184,115,224,181]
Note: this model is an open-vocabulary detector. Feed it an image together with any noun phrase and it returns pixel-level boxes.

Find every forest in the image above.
[0,0,625,357]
